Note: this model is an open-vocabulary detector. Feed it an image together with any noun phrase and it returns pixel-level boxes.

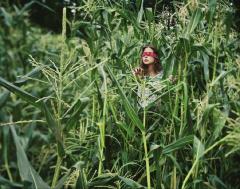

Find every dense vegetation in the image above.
[0,0,239,188]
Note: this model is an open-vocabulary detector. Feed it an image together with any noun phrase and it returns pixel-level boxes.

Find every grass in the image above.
[0,0,240,188]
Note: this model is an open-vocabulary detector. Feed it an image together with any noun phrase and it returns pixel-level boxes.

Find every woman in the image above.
[133,45,162,78]
[133,45,174,108]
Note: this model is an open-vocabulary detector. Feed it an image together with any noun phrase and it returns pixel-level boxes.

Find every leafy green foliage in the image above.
[0,1,240,189]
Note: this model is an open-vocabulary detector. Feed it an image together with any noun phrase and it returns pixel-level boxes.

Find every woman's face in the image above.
[142,47,157,65]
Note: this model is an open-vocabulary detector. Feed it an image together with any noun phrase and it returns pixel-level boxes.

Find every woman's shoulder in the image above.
[152,70,163,80]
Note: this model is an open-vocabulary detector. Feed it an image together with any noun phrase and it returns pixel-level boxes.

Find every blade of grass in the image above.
[0,77,40,108]
[10,125,50,189]
[105,65,144,132]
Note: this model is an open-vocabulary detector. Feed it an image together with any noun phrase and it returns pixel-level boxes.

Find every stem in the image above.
[98,66,108,175]
[5,160,13,182]
[51,155,62,189]
[181,137,227,189]
[212,24,219,82]
[98,120,105,175]
[3,128,13,181]
[143,107,151,189]
[92,96,95,126]
[51,8,67,187]
[171,165,177,189]
[180,52,189,137]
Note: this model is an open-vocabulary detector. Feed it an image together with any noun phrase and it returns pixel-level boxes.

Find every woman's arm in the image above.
[133,67,144,77]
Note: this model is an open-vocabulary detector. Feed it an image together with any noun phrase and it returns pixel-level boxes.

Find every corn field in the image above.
[0,0,240,189]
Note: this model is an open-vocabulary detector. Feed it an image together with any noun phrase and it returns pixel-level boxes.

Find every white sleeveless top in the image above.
[137,71,164,108]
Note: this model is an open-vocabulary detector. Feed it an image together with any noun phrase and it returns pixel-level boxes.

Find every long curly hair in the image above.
[140,45,162,76]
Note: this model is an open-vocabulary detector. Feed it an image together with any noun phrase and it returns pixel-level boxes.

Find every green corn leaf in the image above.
[162,53,177,78]
[14,67,42,85]
[137,0,144,23]
[118,176,146,189]
[0,76,65,157]
[42,103,65,157]
[210,69,235,87]
[116,121,134,138]
[10,125,50,189]
[182,137,205,189]
[212,109,226,141]
[145,8,154,23]
[201,52,210,81]
[105,65,144,132]
[87,173,118,187]
[17,0,55,16]
[185,8,202,37]
[149,136,193,155]
[53,168,75,189]
[2,126,10,174]
[0,90,10,108]
[167,154,183,175]
[224,10,233,40]
[182,81,189,136]
[75,169,88,189]
[0,77,40,108]
[64,97,90,131]
[200,104,218,127]
[117,9,140,29]
[192,44,213,57]
[74,162,88,189]
[152,144,162,189]
[87,173,146,189]
[207,0,217,23]
[0,7,12,27]
[0,176,23,188]
[193,136,205,159]
[163,135,194,154]
[208,175,227,189]
[209,0,217,12]
[109,102,134,138]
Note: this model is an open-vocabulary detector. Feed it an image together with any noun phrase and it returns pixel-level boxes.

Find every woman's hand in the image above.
[168,75,177,83]
[133,67,144,77]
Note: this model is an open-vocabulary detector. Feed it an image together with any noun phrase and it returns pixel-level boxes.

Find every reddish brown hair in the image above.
[140,45,162,76]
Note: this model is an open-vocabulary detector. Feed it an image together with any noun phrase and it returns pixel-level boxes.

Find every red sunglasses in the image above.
[141,52,158,58]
